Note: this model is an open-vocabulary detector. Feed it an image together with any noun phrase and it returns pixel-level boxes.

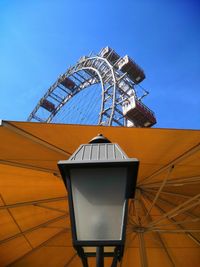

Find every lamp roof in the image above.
[89,134,111,144]
[69,140,129,162]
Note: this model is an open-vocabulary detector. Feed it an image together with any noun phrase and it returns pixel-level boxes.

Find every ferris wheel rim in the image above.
[47,66,106,123]
[28,56,120,126]
[27,47,156,128]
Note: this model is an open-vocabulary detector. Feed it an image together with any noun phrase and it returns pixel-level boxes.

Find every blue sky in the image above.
[0,0,199,129]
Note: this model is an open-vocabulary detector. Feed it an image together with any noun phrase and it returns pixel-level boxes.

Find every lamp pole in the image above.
[96,247,104,267]
[58,134,139,267]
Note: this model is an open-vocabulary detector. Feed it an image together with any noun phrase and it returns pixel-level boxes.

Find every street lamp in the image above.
[58,134,139,267]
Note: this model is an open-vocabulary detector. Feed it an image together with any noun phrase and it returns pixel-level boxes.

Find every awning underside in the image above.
[0,121,199,266]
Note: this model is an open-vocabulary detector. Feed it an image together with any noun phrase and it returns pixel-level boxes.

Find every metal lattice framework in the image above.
[27,48,156,127]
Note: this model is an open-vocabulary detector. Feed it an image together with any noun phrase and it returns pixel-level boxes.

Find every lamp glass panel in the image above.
[70,167,127,241]
[83,246,115,253]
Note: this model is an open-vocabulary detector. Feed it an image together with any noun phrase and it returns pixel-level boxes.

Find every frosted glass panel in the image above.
[70,167,127,241]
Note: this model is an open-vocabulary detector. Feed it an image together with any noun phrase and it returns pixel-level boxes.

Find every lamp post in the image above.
[58,134,139,267]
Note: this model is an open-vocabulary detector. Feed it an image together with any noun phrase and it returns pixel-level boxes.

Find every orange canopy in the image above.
[0,121,199,266]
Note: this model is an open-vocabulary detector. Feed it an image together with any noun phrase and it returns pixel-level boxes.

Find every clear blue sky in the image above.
[0,0,199,129]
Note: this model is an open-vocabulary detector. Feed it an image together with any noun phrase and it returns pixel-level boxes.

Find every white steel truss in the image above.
[27,49,156,127]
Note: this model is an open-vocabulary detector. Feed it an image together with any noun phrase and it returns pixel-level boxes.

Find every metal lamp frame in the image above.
[58,135,139,267]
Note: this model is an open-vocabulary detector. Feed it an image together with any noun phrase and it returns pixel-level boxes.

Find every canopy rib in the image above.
[145,193,200,228]
[138,142,200,186]
[0,159,59,174]
[149,218,200,229]
[33,203,67,213]
[0,196,67,210]
[141,176,200,188]
[2,121,72,156]
[151,229,200,233]
[146,191,199,220]
[140,195,176,267]
[143,193,200,247]
[138,232,148,267]
[7,228,68,266]
[127,200,138,227]
[64,253,77,267]
[141,188,192,199]
[0,194,33,250]
[134,189,142,226]
[143,166,174,224]
[0,214,68,245]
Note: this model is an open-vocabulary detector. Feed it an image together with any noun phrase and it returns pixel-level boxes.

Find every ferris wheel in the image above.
[27,47,156,127]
